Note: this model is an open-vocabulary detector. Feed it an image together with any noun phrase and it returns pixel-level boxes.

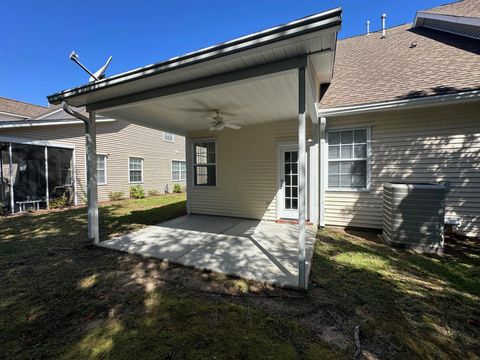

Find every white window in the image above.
[97,155,107,185]
[163,132,174,142]
[327,128,369,190]
[172,160,186,181]
[129,157,143,183]
[193,140,216,186]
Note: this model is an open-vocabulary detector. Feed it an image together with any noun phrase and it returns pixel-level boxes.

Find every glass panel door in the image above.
[279,147,299,219]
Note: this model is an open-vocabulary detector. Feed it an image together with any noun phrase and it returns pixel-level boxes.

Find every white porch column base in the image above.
[86,112,99,244]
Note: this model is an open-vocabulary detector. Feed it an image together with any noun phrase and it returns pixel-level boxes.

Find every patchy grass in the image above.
[2,200,479,359]
[311,227,480,359]
[0,195,339,359]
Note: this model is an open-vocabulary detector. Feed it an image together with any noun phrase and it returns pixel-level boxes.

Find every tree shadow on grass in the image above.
[311,228,480,359]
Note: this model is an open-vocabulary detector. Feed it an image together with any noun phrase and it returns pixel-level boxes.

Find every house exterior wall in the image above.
[324,101,480,237]
[1,121,185,202]
[188,119,312,221]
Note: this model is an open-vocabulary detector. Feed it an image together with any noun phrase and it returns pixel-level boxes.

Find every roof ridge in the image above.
[339,22,412,41]
[0,96,48,109]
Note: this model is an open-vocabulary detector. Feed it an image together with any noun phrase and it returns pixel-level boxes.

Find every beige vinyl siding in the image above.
[2,121,185,202]
[188,119,311,220]
[325,101,480,237]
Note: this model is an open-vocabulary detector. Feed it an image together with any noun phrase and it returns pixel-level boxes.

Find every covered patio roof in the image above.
[47,8,341,134]
[47,7,342,289]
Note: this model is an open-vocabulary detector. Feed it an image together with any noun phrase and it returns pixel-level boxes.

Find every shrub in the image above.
[173,184,182,193]
[108,191,125,201]
[0,203,7,216]
[50,194,69,209]
[129,185,145,199]
[148,189,162,196]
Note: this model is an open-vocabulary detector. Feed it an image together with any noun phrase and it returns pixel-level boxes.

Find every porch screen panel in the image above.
[193,141,216,186]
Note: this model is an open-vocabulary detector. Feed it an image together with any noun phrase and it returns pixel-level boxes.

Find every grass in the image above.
[0,195,338,360]
[1,197,479,359]
[311,227,480,359]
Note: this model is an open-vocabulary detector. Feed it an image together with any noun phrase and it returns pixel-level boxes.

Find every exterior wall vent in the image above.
[382,182,446,253]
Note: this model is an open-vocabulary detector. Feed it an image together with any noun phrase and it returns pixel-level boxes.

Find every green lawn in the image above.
[1,197,479,359]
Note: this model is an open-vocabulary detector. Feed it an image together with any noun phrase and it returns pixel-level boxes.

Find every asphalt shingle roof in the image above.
[320,23,480,108]
[0,96,47,119]
[424,0,480,18]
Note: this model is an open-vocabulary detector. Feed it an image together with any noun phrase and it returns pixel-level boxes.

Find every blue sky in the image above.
[1,0,448,106]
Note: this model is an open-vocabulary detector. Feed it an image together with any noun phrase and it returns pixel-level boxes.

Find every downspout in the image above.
[62,101,99,244]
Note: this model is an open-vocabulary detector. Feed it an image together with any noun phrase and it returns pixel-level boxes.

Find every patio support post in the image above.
[319,117,327,227]
[298,67,307,289]
[185,137,191,215]
[8,142,14,214]
[72,148,78,206]
[44,147,49,209]
[85,111,99,244]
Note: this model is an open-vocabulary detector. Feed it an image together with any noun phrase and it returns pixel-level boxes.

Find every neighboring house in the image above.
[0,98,185,213]
[47,0,479,242]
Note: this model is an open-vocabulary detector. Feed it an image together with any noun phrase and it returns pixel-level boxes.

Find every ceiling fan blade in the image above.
[225,123,241,130]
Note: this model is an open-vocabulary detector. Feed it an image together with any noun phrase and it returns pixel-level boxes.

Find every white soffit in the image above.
[98,70,300,134]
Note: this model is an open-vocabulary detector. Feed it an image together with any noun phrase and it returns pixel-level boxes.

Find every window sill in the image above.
[326,188,370,193]
[129,181,144,184]
[172,180,186,182]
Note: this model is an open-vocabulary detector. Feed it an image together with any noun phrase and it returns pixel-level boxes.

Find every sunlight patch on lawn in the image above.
[78,274,98,289]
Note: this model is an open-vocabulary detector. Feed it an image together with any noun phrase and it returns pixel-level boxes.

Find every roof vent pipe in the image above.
[381,13,387,38]
[366,20,370,35]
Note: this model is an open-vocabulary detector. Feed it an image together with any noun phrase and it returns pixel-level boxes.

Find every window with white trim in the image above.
[193,141,216,186]
[129,157,143,183]
[327,128,369,190]
[97,155,107,185]
[172,160,186,181]
[163,132,174,142]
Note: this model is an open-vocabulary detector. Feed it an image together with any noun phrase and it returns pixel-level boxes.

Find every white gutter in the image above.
[318,90,480,117]
[0,118,115,129]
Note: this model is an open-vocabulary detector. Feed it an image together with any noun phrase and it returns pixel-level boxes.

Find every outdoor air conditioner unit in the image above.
[382,182,446,254]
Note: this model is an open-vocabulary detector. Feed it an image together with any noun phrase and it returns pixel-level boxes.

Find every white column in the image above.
[86,112,99,244]
[319,117,327,227]
[185,136,192,215]
[44,147,49,209]
[72,148,78,206]
[309,121,319,225]
[8,143,14,214]
[298,67,307,289]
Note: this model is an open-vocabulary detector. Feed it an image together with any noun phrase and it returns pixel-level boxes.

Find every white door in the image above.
[278,146,299,219]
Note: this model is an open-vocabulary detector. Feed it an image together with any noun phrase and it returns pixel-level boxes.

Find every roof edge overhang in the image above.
[318,89,480,117]
[47,7,342,107]
[413,11,480,39]
[0,118,115,129]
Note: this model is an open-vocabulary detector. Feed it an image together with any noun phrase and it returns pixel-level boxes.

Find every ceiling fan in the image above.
[208,110,241,131]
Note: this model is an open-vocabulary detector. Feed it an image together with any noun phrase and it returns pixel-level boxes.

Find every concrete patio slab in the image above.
[99,215,317,288]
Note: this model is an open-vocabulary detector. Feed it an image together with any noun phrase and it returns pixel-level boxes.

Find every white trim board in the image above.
[0,135,75,149]
[0,118,116,129]
[318,90,480,117]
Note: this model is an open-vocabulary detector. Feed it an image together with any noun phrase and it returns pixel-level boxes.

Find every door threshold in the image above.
[275,219,313,225]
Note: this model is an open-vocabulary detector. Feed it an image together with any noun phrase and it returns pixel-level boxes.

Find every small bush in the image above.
[50,194,69,209]
[0,203,7,216]
[173,184,182,194]
[129,185,145,199]
[148,189,162,196]
[108,191,125,201]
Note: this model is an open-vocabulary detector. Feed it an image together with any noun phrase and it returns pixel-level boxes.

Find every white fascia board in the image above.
[0,118,116,129]
[0,111,28,119]
[35,107,65,120]
[318,90,480,117]
[414,11,480,28]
